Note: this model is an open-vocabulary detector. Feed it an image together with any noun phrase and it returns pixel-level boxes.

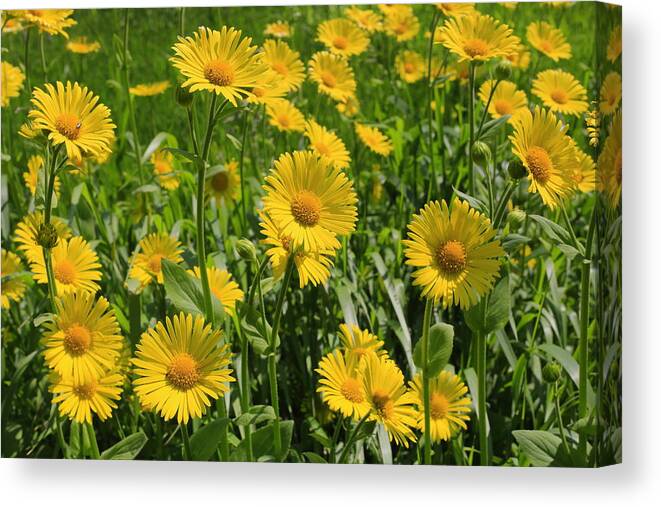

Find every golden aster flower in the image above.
[66,36,101,54]
[361,353,418,447]
[207,159,240,205]
[42,291,123,383]
[190,266,244,317]
[339,323,386,361]
[18,119,41,140]
[308,51,357,102]
[14,211,71,264]
[2,14,25,33]
[378,4,413,16]
[478,79,527,122]
[317,18,370,57]
[383,7,420,42]
[304,119,351,170]
[403,199,504,309]
[264,20,293,39]
[598,111,622,208]
[532,69,588,117]
[410,370,472,443]
[33,236,102,295]
[262,150,358,252]
[50,371,123,424]
[599,71,622,116]
[260,39,305,92]
[436,3,477,18]
[128,233,184,289]
[259,211,335,288]
[569,141,596,193]
[1,61,25,108]
[438,13,518,63]
[344,6,383,33]
[28,81,115,161]
[266,98,306,133]
[23,154,61,197]
[129,81,171,97]
[396,50,425,83]
[355,123,393,157]
[504,43,531,69]
[607,25,622,62]
[526,21,571,61]
[151,149,180,191]
[13,9,76,37]
[336,95,360,117]
[509,107,577,209]
[316,349,371,419]
[247,69,289,106]
[170,26,265,105]
[132,312,234,424]
[1,249,28,309]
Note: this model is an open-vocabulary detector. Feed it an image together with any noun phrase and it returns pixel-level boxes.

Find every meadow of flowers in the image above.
[0,2,621,466]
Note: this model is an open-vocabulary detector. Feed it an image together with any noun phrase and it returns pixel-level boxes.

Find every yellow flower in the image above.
[1,61,25,108]
[170,26,265,105]
[410,371,472,443]
[1,249,28,309]
[526,21,571,61]
[50,371,123,424]
[316,349,371,419]
[247,69,289,106]
[207,159,240,205]
[304,119,351,170]
[607,25,622,62]
[438,13,519,62]
[12,9,76,37]
[396,50,425,83]
[317,18,370,57]
[436,3,477,18]
[32,236,102,295]
[478,80,527,122]
[66,36,101,54]
[266,98,306,133]
[189,266,244,317]
[14,211,71,264]
[355,123,393,157]
[403,199,504,309]
[598,111,622,208]
[28,81,116,161]
[2,13,25,33]
[151,149,180,191]
[532,69,588,117]
[42,291,123,383]
[308,51,357,102]
[569,141,596,193]
[599,71,622,115]
[336,95,360,117]
[132,312,234,424]
[23,154,61,197]
[504,43,531,69]
[260,39,305,92]
[383,6,420,42]
[264,20,293,39]
[339,323,386,361]
[129,81,171,97]
[510,107,576,209]
[128,233,184,289]
[345,6,383,33]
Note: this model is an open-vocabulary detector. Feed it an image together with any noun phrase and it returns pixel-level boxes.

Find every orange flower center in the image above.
[64,323,92,356]
[277,114,291,128]
[211,172,229,192]
[290,191,322,226]
[55,113,81,140]
[54,259,77,285]
[271,62,289,77]
[252,86,266,98]
[526,146,553,184]
[436,240,467,274]
[550,89,568,105]
[430,392,450,420]
[147,253,163,273]
[74,380,98,400]
[314,142,330,156]
[394,24,407,35]
[463,38,489,58]
[340,377,364,403]
[404,62,415,74]
[333,36,349,50]
[372,389,394,419]
[154,161,170,175]
[321,71,337,88]
[166,352,200,390]
[540,40,553,53]
[204,60,234,86]
[494,99,513,116]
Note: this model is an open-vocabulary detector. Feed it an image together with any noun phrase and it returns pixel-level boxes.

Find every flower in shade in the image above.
[66,36,101,54]
[526,21,571,61]
[170,26,266,105]
[383,5,420,42]
[438,13,519,62]
[190,266,244,316]
[569,141,596,193]
[28,81,116,161]
[344,6,383,33]
[316,349,371,419]
[50,371,123,424]
[599,71,622,115]
[436,3,477,18]
[260,39,305,92]
[395,50,425,83]
[317,18,370,57]
[304,119,350,170]
[478,80,527,122]
[23,154,61,197]
[336,95,360,117]
[1,61,25,108]
[264,20,293,39]
[410,370,472,443]
[129,81,171,97]
[207,159,240,205]
[247,69,289,106]
[128,233,183,289]
[532,69,588,117]
[266,98,306,133]
[355,123,393,157]
[151,149,180,190]
[403,199,504,309]
[598,111,622,208]
[308,51,357,102]
[339,323,386,361]
[14,211,72,264]
[132,312,234,424]
[42,291,123,383]
[504,43,531,69]
[607,25,621,62]
[509,107,576,209]
[12,9,76,37]
[1,249,28,309]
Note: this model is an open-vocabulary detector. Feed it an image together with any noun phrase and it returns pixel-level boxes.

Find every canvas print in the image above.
[0,2,621,466]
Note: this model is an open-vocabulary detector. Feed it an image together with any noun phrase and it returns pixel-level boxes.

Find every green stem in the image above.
[426,10,440,200]
[24,28,31,93]
[180,422,192,460]
[247,256,269,307]
[560,202,582,252]
[238,108,249,234]
[553,383,571,457]
[216,399,230,460]
[86,422,100,459]
[493,179,517,229]
[468,61,476,196]
[233,313,253,462]
[477,301,489,465]
[329,413,344,463]
[421,298,434,465]
[338,412,370,464]
[43,145,62,312]
[476,79,502,139]
[178,7,185,35]
[39,32,48,81]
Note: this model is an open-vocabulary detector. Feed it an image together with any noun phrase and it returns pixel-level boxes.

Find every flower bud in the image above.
[472,140,491,165]
[175,85,194,109]
[235,238,257,264]
[507,208,526,226]
[507,159,527,180]
[495,60,513,81]
[36,222,59,249]
[542,362,562,384]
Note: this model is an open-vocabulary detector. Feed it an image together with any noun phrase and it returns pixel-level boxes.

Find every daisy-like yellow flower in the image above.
[264,20,293,39]
[12,9,76,37]
[151,149,180,191]
[28,81,115,161]
[436,3,477,18]
[383,6,420,42]
[190,266,244,317]
[438,13,519,62]
[345,6,383,33]
[207,160,240,205]
[532,69,588,117]
[129,81,171,97]
[14,211,71,264]
[403,199,504,309]
[304,119,350,170]
[247,69,289,106]
[316,350,371,419]
[32,236,102,295]
[42,291,123,383]
[266,98,306,133]
[478,80,527,122]
[361,353,417,447]
[1,249,28,309]
[598,111,622,208]
[599,71,622,115]
[260,39,305,93]
[128,233,184,289]
[355,123,393,157]
[1,61,25,108]
[2,13,25,33]
[259,211,335,288]
[395,50,425,83]
[317,18,370,58]
[526,21,571,61]
[132,312,234,424]
[23,154,61,197]
[336,95,360,117]
[308,51,357,102]
[66,36,101,54]
[569,142,596,193]
[607,25,622,62]
[510,107,577,209]
[170,26,265,105]
[339,323,386,361]
[262,150,358,253]
[504,43,531,69]
[50,372,123,424]
[410,370,472,443]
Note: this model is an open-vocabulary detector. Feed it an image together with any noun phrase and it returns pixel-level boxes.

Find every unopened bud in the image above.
[175,85,194,109]
[495,61,513,81]
[542,362,562,384]
[36,222,59,249]
[235,238,257,263]
[508,159,527,180]
[507,208,526,226]
[472,140,491,165]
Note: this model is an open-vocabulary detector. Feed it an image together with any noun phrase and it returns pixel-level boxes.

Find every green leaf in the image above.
[413,323,454,377]
[538,343,595,405]
[100,431,148,460]
[478,114,511,140]
[33,313,55,328]
[162,259,224,323]
[239,302,273,355]
[189,418,229,461]
[513,430,564,467]
[233,420,294,462]
[529,215,585,256]
[464,275,511,335]
[452,187,487,213]
[303,451,328,463]
[234,405,275,427]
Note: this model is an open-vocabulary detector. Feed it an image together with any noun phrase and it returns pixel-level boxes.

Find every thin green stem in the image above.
[553,383,571,457]
[86,423,100,459]
[477,300,489,465]
[24,28,32,94]
[476,79,502,139]
[233,312,253,462]
[43,145,62,312]
[338,412,370,464]
[468,62,476,196]
[421,298,434,464]
[238,108,249,234]
[493,179,517,229]
[426,10,440,200]
[560,202,581,251]
[39,33,48,81]
[329,413,344,463]
[180,422,192,460]
[178,7,185,35]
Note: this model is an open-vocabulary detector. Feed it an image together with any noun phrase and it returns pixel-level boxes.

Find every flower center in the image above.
[436,240,467,274]
[372,389,394,420]
[271,62,289,77]
[351,346,367,358]
[54,259,77,285]
[526,146,553,183]
[404,62,415,74]
[340,377,364,403]
[290,191,322,226]
[55,113,81,140]
[540,40,553,53]
[430,392,450,420]
[166,352,200,390]
[550,89,568,104]
[463,38,489,57]
[394,24,407,35]
[74,380,98,400]
[64,323,92,356]
[147,254,163,273]
[494,99,513,116]
[154,161,170,175]
[204,59,234,86]
[314,142,330,156]
[332,36,348,50]
[253,86,266,97]
[277,114,291,128]
[321,71,337,88]
[615,149,622,184]
[211,172,230,192]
